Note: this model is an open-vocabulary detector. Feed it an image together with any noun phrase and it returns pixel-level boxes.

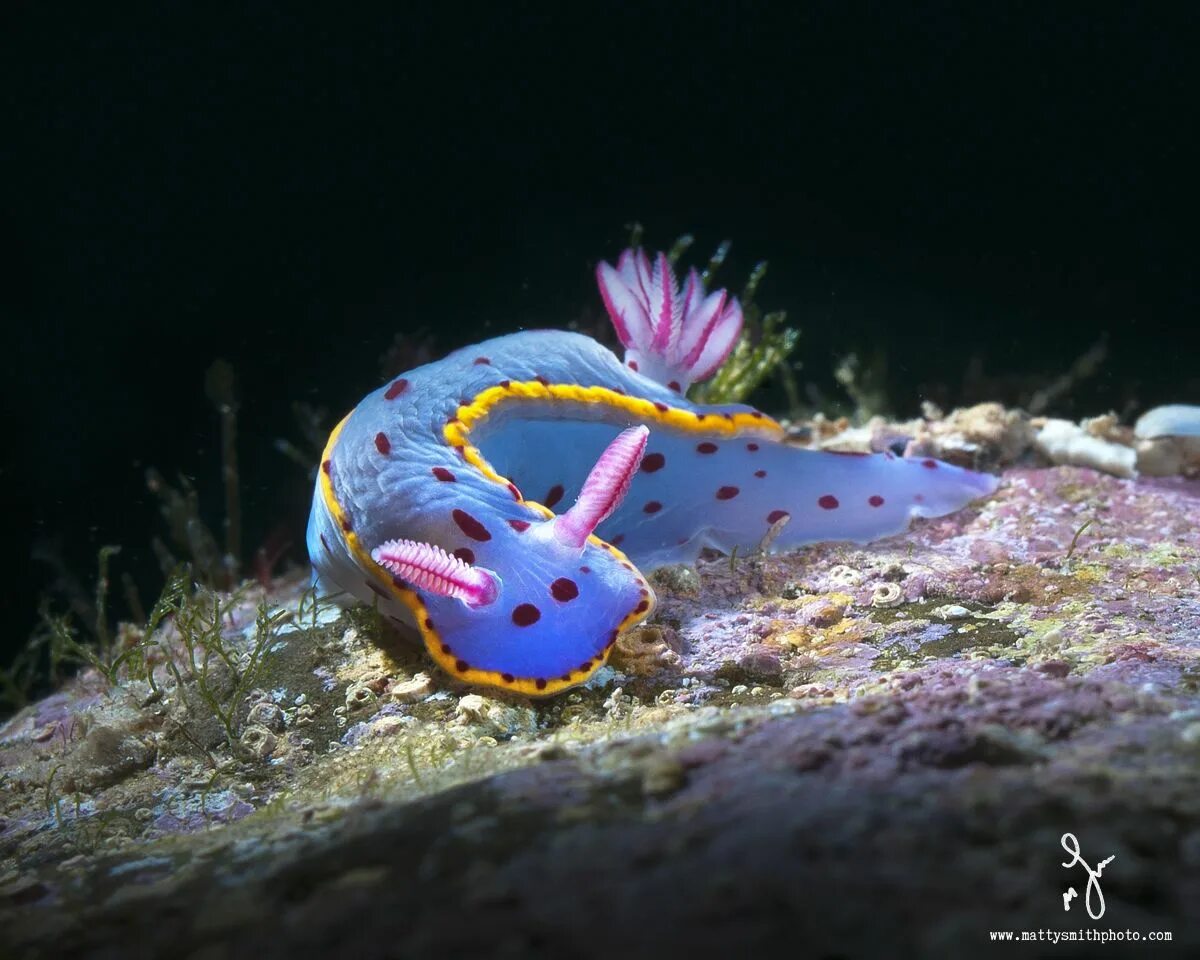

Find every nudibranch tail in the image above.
[554,425,649,550]
[371,538,499,608]
[596,247,743,391]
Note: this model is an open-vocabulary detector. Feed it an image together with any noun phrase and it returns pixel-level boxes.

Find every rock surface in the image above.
[2,463,1198,958]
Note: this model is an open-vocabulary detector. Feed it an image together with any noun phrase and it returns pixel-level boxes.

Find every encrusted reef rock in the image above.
[2,456,1199,958]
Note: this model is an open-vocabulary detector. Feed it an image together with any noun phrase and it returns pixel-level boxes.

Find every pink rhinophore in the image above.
[595,247,743,392]
[371,538,499,607]
[554,425,649,550]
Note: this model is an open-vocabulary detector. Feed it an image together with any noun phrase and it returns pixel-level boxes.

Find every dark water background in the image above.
[3,5,1198,660]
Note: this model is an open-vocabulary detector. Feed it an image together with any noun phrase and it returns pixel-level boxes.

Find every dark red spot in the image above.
[695,413,708,421]
[452,509,492,541]
[512,603,541,626]
[534,375,550,386]
[507,519,530,532]
[501,673,515,684]
[507,482,522,500]
[697,442,718,454]
[643,501,662,514]
[340,517,353,532]
[432,466,456,482]
[914,493,926,503]
[611,534,625,546]
[579,661,592,672]
[635,599,650,613]
[754,469,767,478]
[535,678,548,690]
[452,547,475,564]
[653,401,669,413]
[544,484,565,509]
[641,452,666,473]
[611,386,626,394]
[746,443,759,452]
[423,617,434,630]
[723,412,735,420]
[455,659,469,673]
[716,486,740,500]
[499,379,511,389]
[551,578,579,602]
[922,458,938,469]
[321,459,332,475]
[558,673,570,682]
[579,565,591,574]
[441,643,453,655]
[384,378,409,400]
[628,360,639,371]
[445,416,461,427]
[668,380,681,392]
[869,495,885,507]
[818,494,840,510]
[473,356,491,365]
[750,411,764,419]
[767,509,790,524]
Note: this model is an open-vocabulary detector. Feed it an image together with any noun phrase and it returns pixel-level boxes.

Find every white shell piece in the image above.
[1134,404,1200,439]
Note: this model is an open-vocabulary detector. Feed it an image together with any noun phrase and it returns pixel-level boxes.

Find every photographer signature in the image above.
[1061,833,1115,920]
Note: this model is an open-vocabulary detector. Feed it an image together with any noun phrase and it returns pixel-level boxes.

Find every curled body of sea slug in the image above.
[308,249,998,695]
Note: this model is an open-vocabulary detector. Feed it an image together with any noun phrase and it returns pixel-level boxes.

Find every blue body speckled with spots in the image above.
[308,329,998,695]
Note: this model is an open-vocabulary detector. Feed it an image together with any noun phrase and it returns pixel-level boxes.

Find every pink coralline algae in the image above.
[635,465,1200,704]
[595,247,743,392]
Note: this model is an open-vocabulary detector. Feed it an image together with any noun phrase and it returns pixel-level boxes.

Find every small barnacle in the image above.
[239,724,277,760]
[454,693,538,738]
[246,700,285,732]
[871,583,904,608]
[390,672,436,703]
[610,625,680,677]
[828,565,863,588]
[293,703,316,726]
[344,682,377,713]
[455,694,488,723]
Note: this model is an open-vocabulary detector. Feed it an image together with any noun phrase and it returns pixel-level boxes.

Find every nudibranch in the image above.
[308,248,999,696]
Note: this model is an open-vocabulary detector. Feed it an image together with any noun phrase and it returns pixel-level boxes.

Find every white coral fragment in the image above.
[1033,418,1137,478]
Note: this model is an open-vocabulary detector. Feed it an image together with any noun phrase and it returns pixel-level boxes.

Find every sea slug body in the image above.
[308,248,998,696]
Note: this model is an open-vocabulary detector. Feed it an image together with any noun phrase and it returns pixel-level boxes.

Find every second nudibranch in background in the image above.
[307,248,999,696]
